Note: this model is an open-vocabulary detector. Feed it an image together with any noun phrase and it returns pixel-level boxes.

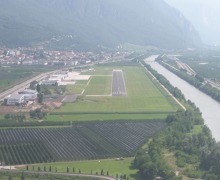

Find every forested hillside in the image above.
[0,0,201,50]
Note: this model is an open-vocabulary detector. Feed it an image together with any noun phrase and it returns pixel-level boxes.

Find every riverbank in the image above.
[144,55,220,142]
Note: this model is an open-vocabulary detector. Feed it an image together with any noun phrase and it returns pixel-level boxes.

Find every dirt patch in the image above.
[0,105,18,114]
[0,166,16,170]
[65,72,90,81]
[62,94,77,103]
[44,102,63,110]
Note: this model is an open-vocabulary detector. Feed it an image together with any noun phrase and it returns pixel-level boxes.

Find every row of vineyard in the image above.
[0,120,166,165]
[0,142,54,165]
[87,121,166,155]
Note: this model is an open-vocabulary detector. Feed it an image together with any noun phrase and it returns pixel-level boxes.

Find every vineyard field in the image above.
[0,120,166,165]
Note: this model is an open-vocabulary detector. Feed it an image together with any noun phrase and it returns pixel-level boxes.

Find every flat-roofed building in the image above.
[4,94,25,106]
[18,89,38,101]
[41,80,58,86]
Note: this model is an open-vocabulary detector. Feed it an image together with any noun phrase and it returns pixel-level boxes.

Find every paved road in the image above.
[112,70,127,96]
[0,169,117,180]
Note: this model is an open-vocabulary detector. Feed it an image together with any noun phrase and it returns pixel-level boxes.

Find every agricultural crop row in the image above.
[0,142,53,165]
[87,121,166,155]
[0,121,165,165]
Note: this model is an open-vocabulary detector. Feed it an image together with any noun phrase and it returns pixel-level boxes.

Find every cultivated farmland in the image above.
[0,121,165,165]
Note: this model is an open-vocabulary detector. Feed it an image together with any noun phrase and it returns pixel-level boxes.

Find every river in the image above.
[145,55,220,142]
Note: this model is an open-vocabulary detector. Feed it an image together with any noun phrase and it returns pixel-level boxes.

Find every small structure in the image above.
[41,80,58,86]
[4,94,25,106]
[18,89,38,101]
[48,72,68,81]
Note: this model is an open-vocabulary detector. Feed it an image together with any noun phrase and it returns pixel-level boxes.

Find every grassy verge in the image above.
[84,76,112,95]
[66,84,87,94]
[18,158,140,180]
[46,113,168,122]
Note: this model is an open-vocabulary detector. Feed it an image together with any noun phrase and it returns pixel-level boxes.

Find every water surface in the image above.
[146,55,220,141]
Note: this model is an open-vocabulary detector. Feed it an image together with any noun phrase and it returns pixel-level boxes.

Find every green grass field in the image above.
[18,158,140,180]
[46,113,168,121]
[54,66,176,113]
[84,76,112,95]
[66,84,87,94]
[0,65,57,92]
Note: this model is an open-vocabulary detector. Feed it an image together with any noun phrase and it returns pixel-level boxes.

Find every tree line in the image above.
[140,60,220,179]
[158,59,220,102]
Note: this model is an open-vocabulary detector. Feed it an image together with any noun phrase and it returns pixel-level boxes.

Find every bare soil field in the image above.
[65,72,90,81]
[0,106,16,114]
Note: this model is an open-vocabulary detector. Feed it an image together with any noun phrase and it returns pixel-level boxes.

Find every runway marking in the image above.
[112,70,127,97]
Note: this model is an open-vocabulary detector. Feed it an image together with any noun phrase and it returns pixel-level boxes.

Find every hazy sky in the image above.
[165,0,220,45]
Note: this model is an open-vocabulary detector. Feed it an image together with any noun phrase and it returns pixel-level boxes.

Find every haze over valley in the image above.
[0,0,201,50]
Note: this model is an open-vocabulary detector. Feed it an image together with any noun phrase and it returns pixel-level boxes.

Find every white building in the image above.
[18,89,38,101]
[4,94,25,106]
[41,80,58,86]
[49,74,68,81]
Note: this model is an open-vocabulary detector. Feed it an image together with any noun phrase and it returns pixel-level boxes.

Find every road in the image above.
[204,78,220,90]
[0,169,117,180]
[175,60,196,76]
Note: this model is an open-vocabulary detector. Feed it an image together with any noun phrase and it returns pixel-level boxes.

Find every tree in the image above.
[4,114,10,120]
[39,50,45,59]
[21,172,25,180]
[101,169,104,175]
[36,84,41,93]
[8,175,12,180]
[30,108,47,119]
[38,93,43,104]
[3,50,8,56]
[29,81,38,90]
[140,162,157,179]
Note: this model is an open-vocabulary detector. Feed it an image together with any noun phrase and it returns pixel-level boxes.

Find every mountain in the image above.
[0,0,201,50]
[165,0,220,46]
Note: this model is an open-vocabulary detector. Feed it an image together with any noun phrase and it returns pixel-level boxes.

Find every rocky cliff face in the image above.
[0,0,201,50]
